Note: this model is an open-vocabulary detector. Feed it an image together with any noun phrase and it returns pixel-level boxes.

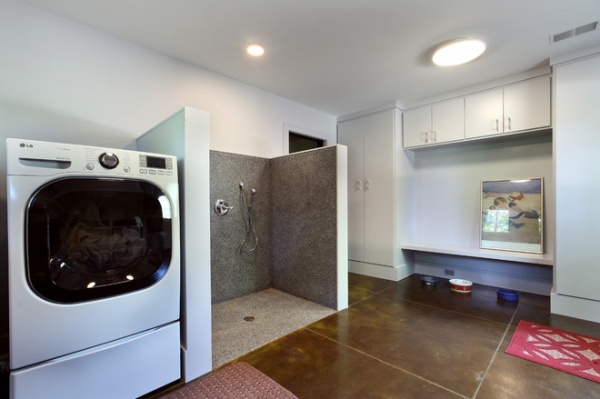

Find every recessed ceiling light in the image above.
[246,44,265,57]
[432,38,486,67]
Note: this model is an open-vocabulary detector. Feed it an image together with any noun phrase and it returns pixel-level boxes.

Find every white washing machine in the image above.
[6,139,181,399]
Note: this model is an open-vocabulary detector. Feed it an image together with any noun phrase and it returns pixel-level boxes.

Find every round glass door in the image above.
[26,178,174,303]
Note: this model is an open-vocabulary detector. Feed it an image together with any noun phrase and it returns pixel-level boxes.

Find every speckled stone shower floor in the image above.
[212,289,336,369]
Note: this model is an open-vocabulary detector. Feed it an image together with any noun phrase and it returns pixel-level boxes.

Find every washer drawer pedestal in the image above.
[10,322,180,399]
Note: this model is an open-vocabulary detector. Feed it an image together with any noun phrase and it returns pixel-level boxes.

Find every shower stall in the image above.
[209,147,348,366]
[210,147,347,308]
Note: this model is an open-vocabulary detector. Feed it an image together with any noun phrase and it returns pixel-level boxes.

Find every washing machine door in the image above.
[26,177,173,303]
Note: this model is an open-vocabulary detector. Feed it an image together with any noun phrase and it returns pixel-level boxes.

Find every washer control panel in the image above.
[138,154,174,176]
[7,138,177,182]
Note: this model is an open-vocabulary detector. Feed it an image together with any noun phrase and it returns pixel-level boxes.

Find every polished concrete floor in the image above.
[227,273,600,399]
[5,273,600,398]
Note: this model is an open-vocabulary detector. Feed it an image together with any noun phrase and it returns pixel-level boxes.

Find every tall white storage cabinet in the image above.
[338,107,412,281]
[552,50,600,323]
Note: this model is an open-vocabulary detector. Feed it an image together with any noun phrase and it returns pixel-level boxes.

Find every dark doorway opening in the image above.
[289,132,325,154]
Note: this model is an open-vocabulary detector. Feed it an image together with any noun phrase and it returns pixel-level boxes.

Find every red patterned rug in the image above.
[161,362,298,399]
[506,320,600,383]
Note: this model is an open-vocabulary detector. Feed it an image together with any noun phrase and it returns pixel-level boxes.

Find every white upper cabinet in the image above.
[465,89,503,138]
[403,106,430,148]
[433,98,465,143]
[466,76,551,139]
[404,98,464,148]
[503,76,551,133]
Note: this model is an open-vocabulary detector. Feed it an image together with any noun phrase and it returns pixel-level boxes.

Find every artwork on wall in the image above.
[480,178,543,253]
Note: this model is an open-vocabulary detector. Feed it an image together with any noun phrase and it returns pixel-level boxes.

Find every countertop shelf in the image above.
[401,243,553,266]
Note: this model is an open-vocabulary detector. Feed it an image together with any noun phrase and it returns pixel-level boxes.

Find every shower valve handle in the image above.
[214,199,233,216]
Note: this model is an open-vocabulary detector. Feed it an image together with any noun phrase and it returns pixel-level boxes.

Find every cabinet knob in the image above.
[364,180,371,190]
[355,180,362,191]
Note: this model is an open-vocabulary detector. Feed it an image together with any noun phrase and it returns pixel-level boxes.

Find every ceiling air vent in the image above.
[551,21,598,44]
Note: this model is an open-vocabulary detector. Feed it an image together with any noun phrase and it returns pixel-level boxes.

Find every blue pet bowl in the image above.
[497,289,519,302]
[420,276,439,286]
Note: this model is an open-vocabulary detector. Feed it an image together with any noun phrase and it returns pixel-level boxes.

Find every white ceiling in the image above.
[22,0,600,116]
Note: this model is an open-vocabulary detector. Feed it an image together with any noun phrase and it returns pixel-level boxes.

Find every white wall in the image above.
[409,134,554,253]
[0,1,336,155]
[0,0,336,341]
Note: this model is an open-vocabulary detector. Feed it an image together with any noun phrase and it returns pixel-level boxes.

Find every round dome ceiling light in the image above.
[432,38,486,67]
[246,44,265,57]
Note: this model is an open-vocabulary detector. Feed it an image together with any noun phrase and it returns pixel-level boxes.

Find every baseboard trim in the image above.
[348,261,414,282]
[551,291,600,324]
[412,252,553,296]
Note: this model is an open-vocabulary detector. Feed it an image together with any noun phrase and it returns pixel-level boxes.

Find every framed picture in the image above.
[480,178,543,253]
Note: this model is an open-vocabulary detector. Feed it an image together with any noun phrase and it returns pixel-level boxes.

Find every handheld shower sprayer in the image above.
[238,182,258,252]
[239,182,256,211]
[249,189,257,210]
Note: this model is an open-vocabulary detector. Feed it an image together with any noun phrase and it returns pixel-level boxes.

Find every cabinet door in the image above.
[403,106,431,148]
[363,110,395,266]
[504,76,551,133]
[555,55,600,302]
[465,89,503,138]
[432,98,464,143]
[338,118,365,262]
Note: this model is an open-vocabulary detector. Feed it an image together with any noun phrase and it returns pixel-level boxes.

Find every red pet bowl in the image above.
[449,279,472,293]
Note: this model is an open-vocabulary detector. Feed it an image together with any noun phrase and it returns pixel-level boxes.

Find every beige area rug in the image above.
[212,289,336,368]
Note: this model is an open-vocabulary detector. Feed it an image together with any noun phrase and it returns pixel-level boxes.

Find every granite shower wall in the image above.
[210,147,339,309]
[210,151,272,304]
[269,147,338,309]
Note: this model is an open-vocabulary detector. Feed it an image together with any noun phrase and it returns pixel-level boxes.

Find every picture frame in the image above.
[480,178,543,253]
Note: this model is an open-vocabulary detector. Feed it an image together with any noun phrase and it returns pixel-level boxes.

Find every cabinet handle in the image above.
[507,117,512,131]
[495,119,500,132]
[432,131,437,142]
[364,180,371,191]
[421,131,428,143]
[355,180,361,191]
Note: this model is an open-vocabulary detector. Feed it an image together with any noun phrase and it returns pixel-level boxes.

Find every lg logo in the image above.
[19,143,33,148]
